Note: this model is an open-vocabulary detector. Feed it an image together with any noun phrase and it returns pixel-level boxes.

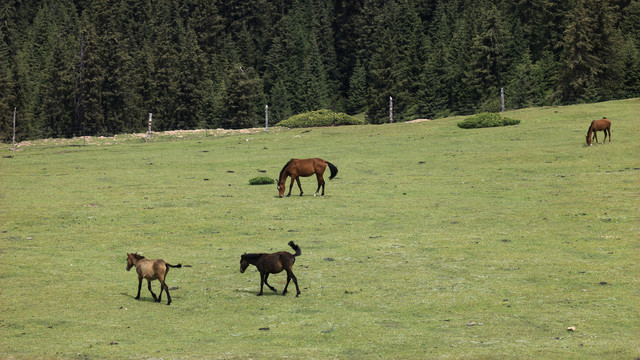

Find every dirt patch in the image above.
[405,118,431,123]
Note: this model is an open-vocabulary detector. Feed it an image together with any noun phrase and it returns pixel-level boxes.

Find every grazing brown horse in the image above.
[240,241,302,297]
[277,158,338,197]
[586,118,611,146]
[126,253,182,305]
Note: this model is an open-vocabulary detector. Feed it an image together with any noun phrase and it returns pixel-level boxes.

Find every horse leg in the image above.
[593,131,599,144]
[287,177,295,197]
[283,269,301,297]
[257,272,265,296]
[157,281,163,303]
[263,273,277,293]
[135,277,143,300]
[162,281,172,305]
[282,272,290,296]
[295,177,303,196]
[148,280,158,301]
[291,272,301,297]
[314,174,324,197]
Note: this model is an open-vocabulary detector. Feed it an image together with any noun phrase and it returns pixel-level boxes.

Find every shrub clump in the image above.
[457,113,520,129]
[249,176,275,185]
[277,109,365,128]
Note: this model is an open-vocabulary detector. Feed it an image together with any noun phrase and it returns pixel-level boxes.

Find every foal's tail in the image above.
[326,161,338,180]
[166,263,182,269]
[288,241,301,257]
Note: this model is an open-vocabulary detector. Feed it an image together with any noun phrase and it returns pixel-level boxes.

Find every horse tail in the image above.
[278,159,294,185]
[288,241,301,257]
[166,263,182,269]
[326,161,338,180]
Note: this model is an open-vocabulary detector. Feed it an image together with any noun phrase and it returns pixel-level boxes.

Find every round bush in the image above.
[249,176,275,185]
[457,113,520,129]
[277,109,365,128]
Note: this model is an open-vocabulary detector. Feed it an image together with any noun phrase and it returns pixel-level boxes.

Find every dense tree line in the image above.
[1,0,639,141]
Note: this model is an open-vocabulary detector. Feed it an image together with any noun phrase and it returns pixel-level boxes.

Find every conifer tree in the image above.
[0,35,16,141]
[346,60,367,114]
[222,65,263,129]
[467,4,511,112]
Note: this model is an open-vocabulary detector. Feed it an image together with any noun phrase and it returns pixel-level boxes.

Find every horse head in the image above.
[126,253,135,271]
[240,254,250,273]
[276,181,285,198]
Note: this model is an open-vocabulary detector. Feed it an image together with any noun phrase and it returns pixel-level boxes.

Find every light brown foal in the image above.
[126,253,182,305]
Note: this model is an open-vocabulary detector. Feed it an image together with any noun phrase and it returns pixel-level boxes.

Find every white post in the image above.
[146,113,152,142]
[265,105,269,132]
[11,107,16,152]
[389,96,393,123]
[501,87,505,112]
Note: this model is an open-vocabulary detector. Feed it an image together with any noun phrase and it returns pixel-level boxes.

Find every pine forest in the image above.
[1,0,639,141]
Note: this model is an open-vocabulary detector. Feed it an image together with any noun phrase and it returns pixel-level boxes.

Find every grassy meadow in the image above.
[1,99,639,359]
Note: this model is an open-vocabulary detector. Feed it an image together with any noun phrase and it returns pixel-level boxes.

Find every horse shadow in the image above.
[120,292,162,303]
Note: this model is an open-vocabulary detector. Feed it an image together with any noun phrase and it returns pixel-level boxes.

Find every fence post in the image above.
[389,96,393,123]
[146,113,152,142]
[12,107,16,152]
[265,105,269,133]
[501,87,505,112]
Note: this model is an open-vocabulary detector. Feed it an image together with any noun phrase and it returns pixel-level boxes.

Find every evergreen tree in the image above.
[222,65,262,129]
[557,0,622,103]
[346,60,367,114]
[466,4,511,112]
[39,39,74,138]
[0,34,16,141]
[270,78,292,123]
[173,26,209,130]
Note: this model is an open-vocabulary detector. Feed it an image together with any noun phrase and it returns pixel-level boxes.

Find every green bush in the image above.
[277,109,365,128]
[249,176,274,185]
[457,113,520,129]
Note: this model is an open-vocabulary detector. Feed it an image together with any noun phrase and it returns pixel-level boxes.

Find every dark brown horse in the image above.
[586,118,611,146]
[240,241,302,297]
[126,253,182,305]
[277,158,338,197]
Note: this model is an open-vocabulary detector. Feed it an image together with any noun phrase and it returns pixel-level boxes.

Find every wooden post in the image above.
[11,107,16,152]
[146,113,152,142]
[389,96,393,123]
[501,87,505,112]
[265,105,269,132]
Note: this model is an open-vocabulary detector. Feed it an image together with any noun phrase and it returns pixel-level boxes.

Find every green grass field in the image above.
[1,99,639,359]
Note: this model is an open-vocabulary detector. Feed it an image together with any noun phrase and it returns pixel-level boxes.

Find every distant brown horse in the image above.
[277,158,338,197]
[240,241,302,297]
[586,118,611,146]
[126,253,182,305]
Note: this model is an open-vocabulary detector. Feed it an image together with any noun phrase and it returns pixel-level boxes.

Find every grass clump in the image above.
[277,109,365,128]
[249,176,274,185]
[457,112,520,129]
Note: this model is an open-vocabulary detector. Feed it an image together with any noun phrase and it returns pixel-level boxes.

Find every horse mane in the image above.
[241,253,265,261]
[131,253,145,260]
[587,120,595,135]
[278,159,294,185]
